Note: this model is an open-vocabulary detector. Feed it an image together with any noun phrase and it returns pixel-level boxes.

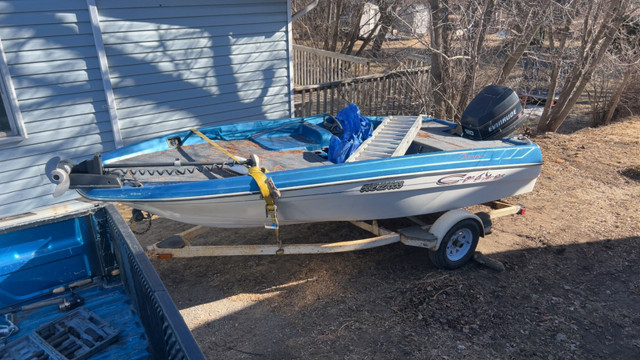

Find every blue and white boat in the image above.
[48,90,542,228]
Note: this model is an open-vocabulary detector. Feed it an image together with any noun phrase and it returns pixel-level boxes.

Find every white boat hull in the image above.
[122,164,541,227]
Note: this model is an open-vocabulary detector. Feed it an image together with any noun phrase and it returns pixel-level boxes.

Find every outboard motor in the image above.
[460,85,525,140]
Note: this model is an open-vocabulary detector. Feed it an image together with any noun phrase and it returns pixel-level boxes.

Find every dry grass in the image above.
[122,117,640,358]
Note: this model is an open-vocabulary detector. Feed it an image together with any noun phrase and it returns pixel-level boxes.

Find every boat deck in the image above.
[412,121,509,152]
[112,119,516,183]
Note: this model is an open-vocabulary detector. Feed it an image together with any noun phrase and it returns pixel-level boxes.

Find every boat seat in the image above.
[250,123,333,152]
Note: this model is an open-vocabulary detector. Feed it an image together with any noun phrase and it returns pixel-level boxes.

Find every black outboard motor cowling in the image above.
[460,85,525,140]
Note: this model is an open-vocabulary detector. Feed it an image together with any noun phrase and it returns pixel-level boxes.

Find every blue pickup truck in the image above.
[0,203,204,360]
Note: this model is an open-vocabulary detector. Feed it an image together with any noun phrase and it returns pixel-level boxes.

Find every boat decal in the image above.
[458,153,486,160]
[276,162,540,192]
[488,108,518,132]
[436,171,506,186]
[360,180,404,193]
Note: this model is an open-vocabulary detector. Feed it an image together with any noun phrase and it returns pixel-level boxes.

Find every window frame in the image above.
[0,38,27,145]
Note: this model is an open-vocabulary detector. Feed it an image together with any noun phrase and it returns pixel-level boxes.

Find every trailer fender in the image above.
[430,209,485,251]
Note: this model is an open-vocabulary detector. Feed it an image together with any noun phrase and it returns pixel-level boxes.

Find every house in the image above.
[0,0,295,218]
[359,2,380,39]
[396,4,431,36]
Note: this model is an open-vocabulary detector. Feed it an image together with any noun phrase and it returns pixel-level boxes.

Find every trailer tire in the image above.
[429,219,480,269]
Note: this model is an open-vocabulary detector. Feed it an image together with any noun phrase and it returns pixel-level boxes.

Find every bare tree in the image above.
[595,18,640,126]
[455,0,496,114]
[495,1,549,85]
[425,0,500,120]
[538,1,577,130]
[427,0,453,119]
[327,0,344,52]
[370,1,402,57]
[537,0,636,133]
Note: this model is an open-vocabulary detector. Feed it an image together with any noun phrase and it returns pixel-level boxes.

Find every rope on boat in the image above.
[121,128,285,249]
[188,128,282,234]
[248,161,281,229]
[247,155,282,250]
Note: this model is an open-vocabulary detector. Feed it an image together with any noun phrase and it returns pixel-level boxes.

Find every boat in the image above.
[47,86,542,229]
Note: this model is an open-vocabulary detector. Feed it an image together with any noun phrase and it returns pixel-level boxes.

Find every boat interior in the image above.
[109,116,518,183]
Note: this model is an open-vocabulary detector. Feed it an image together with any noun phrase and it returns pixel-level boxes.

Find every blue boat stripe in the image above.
[80,161,541,202]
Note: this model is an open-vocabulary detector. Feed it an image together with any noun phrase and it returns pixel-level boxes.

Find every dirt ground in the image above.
[125,117,640,359]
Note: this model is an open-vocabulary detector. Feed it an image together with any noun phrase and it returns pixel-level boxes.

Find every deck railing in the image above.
[293,44,371,86]
[294,66,431,117]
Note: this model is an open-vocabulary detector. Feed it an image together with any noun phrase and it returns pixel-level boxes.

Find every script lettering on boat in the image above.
[458,153,486,160]
[360,180,405,193]
[436,171,506,186]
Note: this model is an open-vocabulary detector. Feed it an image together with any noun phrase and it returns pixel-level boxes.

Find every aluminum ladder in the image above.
[346,115,423,162]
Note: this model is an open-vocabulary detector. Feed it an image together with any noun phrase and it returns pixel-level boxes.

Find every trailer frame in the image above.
[145,201,524,268]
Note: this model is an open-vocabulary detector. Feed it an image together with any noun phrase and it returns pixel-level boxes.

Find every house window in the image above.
[0,44,26,143]
[0,97,10,133]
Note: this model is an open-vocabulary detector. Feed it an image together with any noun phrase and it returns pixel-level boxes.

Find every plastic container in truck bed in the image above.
[0,203,204,360]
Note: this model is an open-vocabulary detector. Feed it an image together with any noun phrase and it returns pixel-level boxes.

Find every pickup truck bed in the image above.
[0,203,204,359]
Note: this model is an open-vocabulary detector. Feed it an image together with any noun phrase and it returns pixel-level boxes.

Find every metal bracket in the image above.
[264,205,279,230]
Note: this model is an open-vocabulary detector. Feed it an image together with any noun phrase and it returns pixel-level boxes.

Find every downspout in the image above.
[292,0,319,22]
[87,0,123,148]
[287,0,319,117]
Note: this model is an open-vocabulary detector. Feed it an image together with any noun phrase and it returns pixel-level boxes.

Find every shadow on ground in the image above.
[147,227,639,359]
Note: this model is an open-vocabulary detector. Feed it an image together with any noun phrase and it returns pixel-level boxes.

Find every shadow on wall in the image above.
[104,24,283,142]
[0,1,290,215]
[9,4,288,147]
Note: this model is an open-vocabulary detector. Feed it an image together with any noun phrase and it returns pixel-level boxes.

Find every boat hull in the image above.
[109,163,540,227]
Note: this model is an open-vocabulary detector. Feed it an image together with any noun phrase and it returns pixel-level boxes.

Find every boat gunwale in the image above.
[78,160,542,203]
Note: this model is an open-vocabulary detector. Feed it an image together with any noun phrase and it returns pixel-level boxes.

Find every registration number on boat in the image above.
[360,180,404,193]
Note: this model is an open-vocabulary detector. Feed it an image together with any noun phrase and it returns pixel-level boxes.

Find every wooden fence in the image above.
[293,44,371,86]
[294,67,431,117]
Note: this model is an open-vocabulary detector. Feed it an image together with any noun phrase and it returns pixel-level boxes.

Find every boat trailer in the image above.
[145,201,524,270]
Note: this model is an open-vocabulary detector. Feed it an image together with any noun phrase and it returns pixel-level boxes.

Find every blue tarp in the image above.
[328,104,373,163]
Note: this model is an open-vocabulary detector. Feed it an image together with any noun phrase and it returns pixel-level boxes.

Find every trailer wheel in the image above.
[429,219,480,269]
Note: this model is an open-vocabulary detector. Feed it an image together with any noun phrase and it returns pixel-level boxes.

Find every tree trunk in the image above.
[603,67,633,125]
[371,4,396,57]
[456,0,495,113]
[496,20,542,85]
[428,0,449,119]
[341,6,364,55]
[329,0,343,52]
[322,2,333,50]
[356,22,380,56]
[538,19,571,133]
